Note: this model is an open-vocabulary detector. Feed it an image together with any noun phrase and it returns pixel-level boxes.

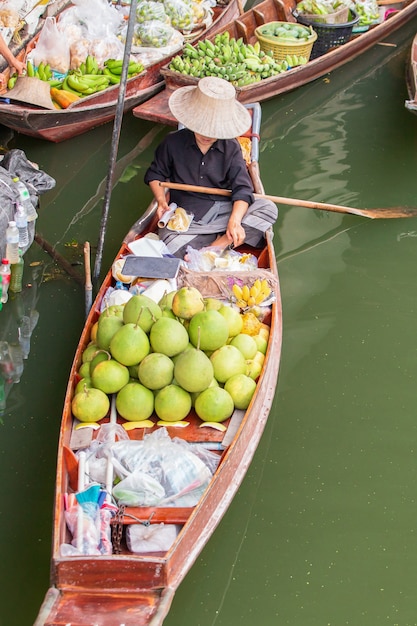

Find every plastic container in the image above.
[6,221,19,265]
[15,203,29,248]
[12,177,38,222]
[10,249,24,293]
[295,9,359,59]
[0,259,11,304]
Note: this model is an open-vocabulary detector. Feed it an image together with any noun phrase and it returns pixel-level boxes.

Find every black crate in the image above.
[294,9,359,59]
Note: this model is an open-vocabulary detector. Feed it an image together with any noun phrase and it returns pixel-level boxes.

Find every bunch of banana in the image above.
[169,33,290,87]
[232,279,271,308]
[78,55,100,76]
[61,71,111,96]
[26,60,63,87]
[102,58,145,84]
[284,53,308,67]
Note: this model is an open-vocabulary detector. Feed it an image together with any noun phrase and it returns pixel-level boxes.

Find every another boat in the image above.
[34,102,282,626]
[133,0,417,126]
[405,31,417,112]
[0,0,245,142]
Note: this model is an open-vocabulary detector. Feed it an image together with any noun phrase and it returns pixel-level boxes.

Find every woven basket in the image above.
[295,9,359,58]
[255,22,317,63]
[299,4,349,23]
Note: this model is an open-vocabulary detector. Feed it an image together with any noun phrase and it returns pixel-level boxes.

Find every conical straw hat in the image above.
[6,76,56,110]
[168,76,251,139]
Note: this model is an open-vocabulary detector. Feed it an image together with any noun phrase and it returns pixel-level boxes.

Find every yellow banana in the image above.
[250,279,261,299]
[232,283,243,300]
[242,285,250,302]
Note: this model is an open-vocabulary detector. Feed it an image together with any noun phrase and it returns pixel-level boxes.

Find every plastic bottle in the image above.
[5,221,19,265]
[10,249,24,293]
[14,203,29,248]
[0,259,11,304]
[12,177,38,222]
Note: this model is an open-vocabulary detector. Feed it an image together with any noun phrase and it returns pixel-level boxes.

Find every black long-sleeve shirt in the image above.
[144,128,254,221]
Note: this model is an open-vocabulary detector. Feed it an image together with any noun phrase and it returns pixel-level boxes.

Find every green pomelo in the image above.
[172,286,204,320]
[210,344,247,383]
[158,290,177,309]
[138,352,174,390]
[218,305,243,337]
[96,315,124,350]
[101,304,124,319]
[253,333,268,355]
[74,377,93,395]
[190,377,218,406]
[116,382,154,421]
[161,307,176,319]
[230,333,258,360]
[89,350,111,376]
[204,297,223,311]
[109,323,150,366]
[174,348,214,392]
[150,317,189,356]
[123,294,162,333]
[91,359,130,394]
[78,361,91,378]
[154,384,192,421]
[195,387,234,422]
[224,374,257,410]
[188,310,229,351]
[72,387,110,422]
[246,359,262,380]
[128,364,139,379]
[82,342,99,363]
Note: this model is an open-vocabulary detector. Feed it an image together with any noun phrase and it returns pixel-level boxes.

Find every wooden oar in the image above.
[159,182,417,219]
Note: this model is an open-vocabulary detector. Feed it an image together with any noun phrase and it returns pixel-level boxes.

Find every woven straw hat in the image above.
[6,76,55,110]
[168,76,251,139]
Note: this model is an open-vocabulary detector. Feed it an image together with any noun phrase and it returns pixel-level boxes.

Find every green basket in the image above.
[255,22,317,63]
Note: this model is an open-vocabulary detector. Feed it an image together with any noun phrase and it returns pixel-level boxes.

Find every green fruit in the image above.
[154,384,192,421]
[109,323,150,366]
[204,297,223,311]
[78,361,92,378]
[230,333,258,360]
[224,373,256,409]
[210,344,247,383]
[188,310,229,351]
[96,315,124,350]
[158,290,177,309]
[195,387,234,422]
[89,350,111,376]
[174,347,214,392]
[81,342,99,363]
[253,334,268,355]
[138,352,174,389]
[218,305,243,337]
[74,377,93,394]
[149,317,189,356]
[116,381,154,421]
[123,294,162,333]
[172,286,204,319]
[72,386,110,422]
[91,358,130,394]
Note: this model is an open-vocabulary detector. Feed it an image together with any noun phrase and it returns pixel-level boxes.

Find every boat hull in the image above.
[133,0,417,125]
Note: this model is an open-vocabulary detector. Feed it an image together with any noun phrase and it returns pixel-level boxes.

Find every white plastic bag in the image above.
[30,16,70,73]
[126,523,180,553]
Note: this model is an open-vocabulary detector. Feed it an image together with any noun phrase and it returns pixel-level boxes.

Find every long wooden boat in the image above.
[405,31,417,112]
[0,0,245,143]
[34,102,282,625]
[133,0,417,125]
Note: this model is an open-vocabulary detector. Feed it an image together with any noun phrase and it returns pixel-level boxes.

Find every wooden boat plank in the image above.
[133,0,417,126]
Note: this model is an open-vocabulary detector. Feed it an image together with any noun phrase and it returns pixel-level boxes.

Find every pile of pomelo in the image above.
[72,286,270,426]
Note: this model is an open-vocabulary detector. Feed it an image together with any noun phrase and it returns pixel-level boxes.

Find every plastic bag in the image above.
[58,0,124,39]
[136,0,170,24]
[185,245,259,272]
[30,17,70,73]
[133,20,178,47]
[164,0,195,29]
[126,523,180,553]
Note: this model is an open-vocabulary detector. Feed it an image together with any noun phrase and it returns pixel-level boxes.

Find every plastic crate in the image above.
[298,4,349,24]
[254,22,317,63]
[294,9,359,58]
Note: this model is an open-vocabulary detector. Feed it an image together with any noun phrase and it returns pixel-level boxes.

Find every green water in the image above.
[1,20,417,626]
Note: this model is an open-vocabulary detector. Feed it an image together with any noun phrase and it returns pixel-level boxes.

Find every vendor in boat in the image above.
[0,34,26,90]
[144,76,278,258]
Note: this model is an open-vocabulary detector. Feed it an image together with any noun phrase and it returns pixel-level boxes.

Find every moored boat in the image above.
[133,0,417,126]
[34,101,282,626]
[405,31,417,112]
[0,0,245,143]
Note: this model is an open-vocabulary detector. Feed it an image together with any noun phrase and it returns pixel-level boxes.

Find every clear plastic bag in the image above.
[185,245,259,272]
[126,523,180,553]
[133,19,178,47]
[136,0,170,24]
[30,16,70,73]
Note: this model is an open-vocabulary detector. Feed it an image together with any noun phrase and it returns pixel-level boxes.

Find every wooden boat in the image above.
[34,102,282,626]
[405,31,417,112]
[0,0,245,143]
[133,0,417,126]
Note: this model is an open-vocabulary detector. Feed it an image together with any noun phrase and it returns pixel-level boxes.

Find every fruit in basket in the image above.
[72,386,110,422]
[116,381,154,421]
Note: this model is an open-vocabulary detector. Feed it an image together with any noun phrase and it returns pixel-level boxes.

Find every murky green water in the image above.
[1,19,417,626]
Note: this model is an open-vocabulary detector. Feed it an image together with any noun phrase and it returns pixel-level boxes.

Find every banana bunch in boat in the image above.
[169,32,286,87]
[17,60,64,88]
[232,279,271,308]
[102,58,145,83]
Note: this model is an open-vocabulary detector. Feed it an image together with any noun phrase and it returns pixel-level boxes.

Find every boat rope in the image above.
[111,505,155,553]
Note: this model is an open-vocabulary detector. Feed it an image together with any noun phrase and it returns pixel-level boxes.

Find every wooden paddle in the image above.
[159,182,417,219]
